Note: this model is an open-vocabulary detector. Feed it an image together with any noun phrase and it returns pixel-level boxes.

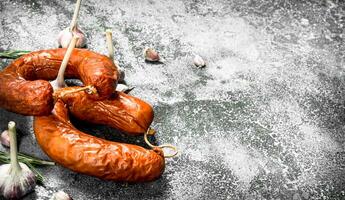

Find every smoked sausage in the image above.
[0,48,118,115]
[54,87,154,135]
[34,100,165,182]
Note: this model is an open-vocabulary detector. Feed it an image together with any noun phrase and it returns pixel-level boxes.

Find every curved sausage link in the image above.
[0,74,53,115]
[34,100,165,182]
[0,48,118,115]
[54,87,154,135]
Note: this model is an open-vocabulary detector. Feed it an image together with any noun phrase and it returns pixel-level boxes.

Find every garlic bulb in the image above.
[143,47,160,62]
[0,130,10,147]
[105,29,125,83]
[57,0,86,48]
[51,190,72,200]
[0,121,36,199]
[193,55,206,68]
[58,26,86,48]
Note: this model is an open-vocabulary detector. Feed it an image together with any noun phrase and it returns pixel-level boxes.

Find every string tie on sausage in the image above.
[54,85,97,99]
[144,128,178,158]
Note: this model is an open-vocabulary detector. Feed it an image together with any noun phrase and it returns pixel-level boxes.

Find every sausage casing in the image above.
[34,100,164,182]
[0,48,118,115]
[54,86,154,135]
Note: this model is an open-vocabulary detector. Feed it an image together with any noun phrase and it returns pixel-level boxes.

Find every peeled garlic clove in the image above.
[193,55,206,68]
[57,27,86,48]
[51,190,72,200]
[116,84,134,93]
[144,47,160,62]
[1,130,10,147]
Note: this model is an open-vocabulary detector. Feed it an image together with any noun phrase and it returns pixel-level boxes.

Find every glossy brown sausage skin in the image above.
[54,87,154,135]
[34,100,165,182]
[0,48,118,115]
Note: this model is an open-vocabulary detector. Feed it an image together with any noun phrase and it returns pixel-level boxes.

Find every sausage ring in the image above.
[34,100,165,182]
[0,48,118,116]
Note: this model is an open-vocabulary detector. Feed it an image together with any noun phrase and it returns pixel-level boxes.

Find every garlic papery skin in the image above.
[58,27,86,48]
[116,84,134,94]
[51,190,72,200]
[143,47,160,62]
[57,0,86,48]
[193,55,206,68]
[105,29,125,83]
[0,121,36,199]
[57,28,73,48]
[0,163,36,199]
[0,130,10,147]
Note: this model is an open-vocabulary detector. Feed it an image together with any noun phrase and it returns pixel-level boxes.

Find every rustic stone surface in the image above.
[1,0,345,199]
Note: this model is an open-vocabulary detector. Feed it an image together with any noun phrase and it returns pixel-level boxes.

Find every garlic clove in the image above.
[51,190,72,200]
[57,27,86,48]
[143,47,160,62]
[193,55,206,68]
[0,130,10,147]
[116,84,134,94]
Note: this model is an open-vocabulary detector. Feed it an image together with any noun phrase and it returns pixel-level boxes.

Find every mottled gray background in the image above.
[1,0,345,199]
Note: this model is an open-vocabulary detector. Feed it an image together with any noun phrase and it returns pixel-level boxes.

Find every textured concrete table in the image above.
[1,0,345,199]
